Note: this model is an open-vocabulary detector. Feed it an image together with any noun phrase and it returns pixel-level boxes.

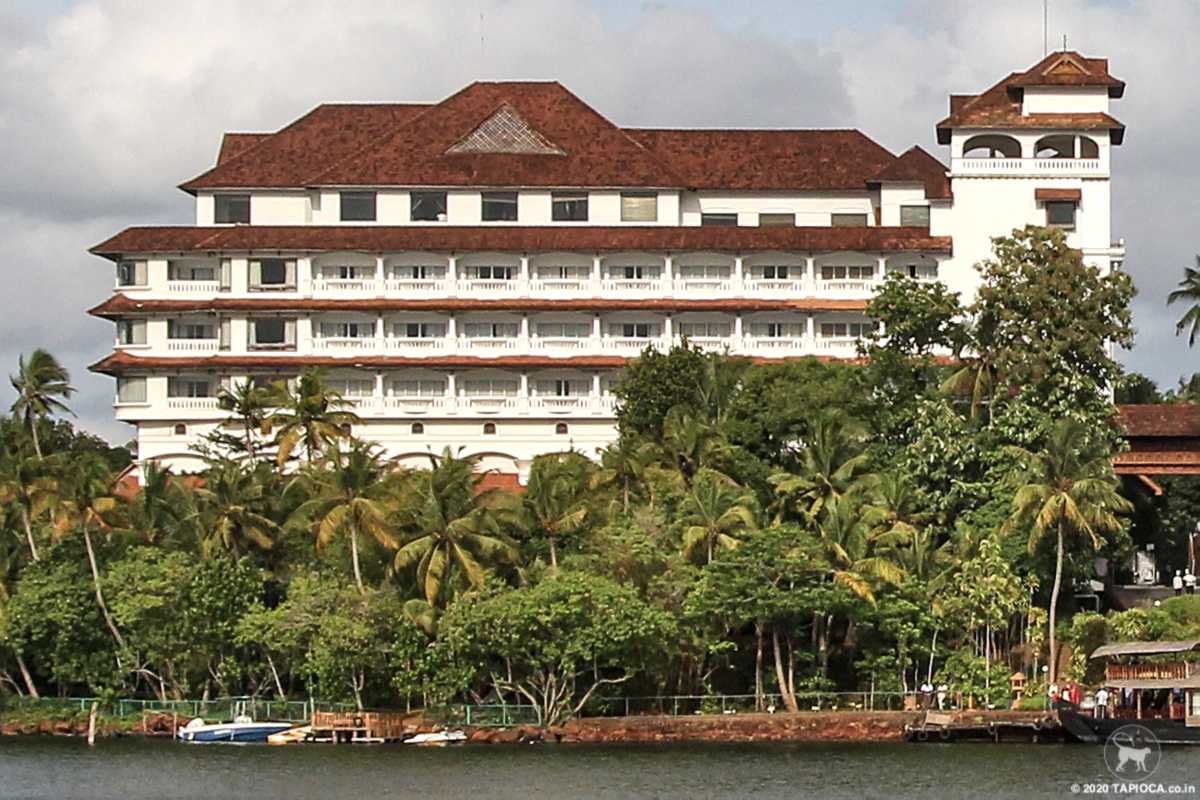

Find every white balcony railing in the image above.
[312,278,379,294]
[818,279,876,294]
[167,280,220,294]
[815,336,861,352]
[456,337,520,352]
[743,278,807,295]
[384,337,448,353]
[166,339,220,353]
[951,157,1105,177]
[312,337,378,352]
[529,336,594,352]
[456,279,520,294]
[384,277,449,295]
[166,397,220,410]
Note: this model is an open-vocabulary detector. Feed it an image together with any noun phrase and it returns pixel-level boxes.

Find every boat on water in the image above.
[177,715,295,743]
[404,730,467,746]
[267,725,312,745]
[1057,638,1200,745]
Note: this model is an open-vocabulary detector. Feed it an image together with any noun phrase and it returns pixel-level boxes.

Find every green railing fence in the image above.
[0,695,356,723]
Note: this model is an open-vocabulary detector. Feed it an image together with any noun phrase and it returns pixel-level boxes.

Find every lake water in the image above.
[2,737,1198,799]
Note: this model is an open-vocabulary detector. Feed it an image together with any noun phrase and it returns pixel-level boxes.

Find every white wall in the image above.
[1022,87,1110,115]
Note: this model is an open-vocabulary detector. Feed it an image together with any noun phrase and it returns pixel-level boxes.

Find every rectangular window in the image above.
[319,264,373,280]
[116,261,147,287]
[678,264,730,279]
[750,321,804,338]
[470,265,515,281]
[116,320,146,346]
[168,378,212,398]
[249,318,295,348]
[759,213,795,227]
[537,265,589,280]
[410,191,448,222]
[536,322,590,338]
[250,259,296,290]
[214,194,250,224]
[536,379,586,397]
[831,213,868,227]
[620,192,658,223]
[463,379,519,397]
[700,212,738,227]
[551,192,589,221]
[116,377,147,404]
[613,264,659,280]
[339,191,377,222]
[318,321,373,339]
[392,379,446,397]
[618,322,657,338]
[1046,201,1077,229]
[481,191,519,221]
[820,322,875,338]
[899,205,931,226]
[167,320,216,340]
[397,322,446,339]
[677,321,731,338]
[327,378,374,398]
[820,265,875,281]
[168,262,216,281]
[760,265,790,280]
[391,264,444,280]
[463,322,519,339]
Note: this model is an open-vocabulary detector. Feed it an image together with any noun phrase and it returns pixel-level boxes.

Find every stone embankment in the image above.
[0,711,178,737]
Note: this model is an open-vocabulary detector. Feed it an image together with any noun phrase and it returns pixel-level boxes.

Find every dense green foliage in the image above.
[0,227,1196,722]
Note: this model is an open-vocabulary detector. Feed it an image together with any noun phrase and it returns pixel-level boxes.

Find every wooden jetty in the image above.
[309,710,418,743]
[904,710,1060,743]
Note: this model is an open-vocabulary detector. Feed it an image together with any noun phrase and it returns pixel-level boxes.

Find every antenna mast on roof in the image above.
[1043,0,1048,56]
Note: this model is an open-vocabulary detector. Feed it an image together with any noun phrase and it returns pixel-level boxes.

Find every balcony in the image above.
[673,277,734,296]
[166,339,220,353]
[384,277,450,296]
[312,277,379,295]
[1106,662,1194,682]
[456,337,522,353]
[166,280,220,295]
[950,157,1105,177]
[312,337,378,354]
[817,279,877,295]
[456,278,520,295]
[166,397,220,410]
[743,277,807,296]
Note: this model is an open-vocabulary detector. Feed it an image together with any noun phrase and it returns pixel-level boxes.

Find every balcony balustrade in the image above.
[951,156,1105,177]
[166,280,221,294]
[166,339,221,353]
[166,397,220,410]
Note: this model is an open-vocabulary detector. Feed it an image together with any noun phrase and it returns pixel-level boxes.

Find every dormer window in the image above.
[481,191,518,221]
[116,260,147,287]
[214,194,250,224]
[411,191,447,222]
[831,213,868,227]
[552,192,588,221]
[340,191,377,222]
[900,206,931,226]
[701,213,737,227]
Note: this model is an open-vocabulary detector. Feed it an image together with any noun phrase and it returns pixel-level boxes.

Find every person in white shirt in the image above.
[936,684,948,710]
[1185,570,1197,595]
[1094,687,1109,719]
[1173,571,1185,596]
[920,681,934,709]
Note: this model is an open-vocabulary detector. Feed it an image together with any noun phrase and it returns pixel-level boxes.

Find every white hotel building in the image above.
[90,52,1126,480]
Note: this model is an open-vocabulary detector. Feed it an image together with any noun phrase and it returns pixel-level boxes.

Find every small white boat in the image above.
[404,730,468,746]
[177,715,294,743]
[267,725,312,745]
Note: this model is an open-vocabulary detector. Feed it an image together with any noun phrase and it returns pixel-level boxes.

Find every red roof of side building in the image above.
[90,225,951,258]
[870,146,951,200]
[624,128,896,191]
[88,294,870,319]
[936,52,1125,145]
[1117,404,1200,438]
[181,103,432,192]
[217,133,271,165]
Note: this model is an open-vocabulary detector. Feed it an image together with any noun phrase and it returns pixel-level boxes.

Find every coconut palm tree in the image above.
[522,452,593,568]
[289,441,399,595]
[1004,419,1131,682]
[217,380,273,462]
[1168,259,1200,347]
[9,350,74,458]
[268,369,359,464]
[126,462,188,545]
[392,448,519,608]
[769,411,873,523]
[191,458,279,558]
[679,468,758,564]
[50,453,127,651]
[592,435,657,514]
[661,406,724,486]
[0,449,58,562]
[811,496,905,604]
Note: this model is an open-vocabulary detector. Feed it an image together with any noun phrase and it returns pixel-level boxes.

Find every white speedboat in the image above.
[404,730,468,746]
[177,715,295,743]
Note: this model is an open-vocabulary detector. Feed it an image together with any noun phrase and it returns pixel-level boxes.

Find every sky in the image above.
[0,0,1194,444]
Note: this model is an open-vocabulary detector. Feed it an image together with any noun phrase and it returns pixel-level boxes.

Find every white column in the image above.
[375,255,385,293]
[520,315,530,342]
[374,372,384,401]
[592,254,602,288]
[734,312,743,343]
[375,314,385,350]
[806,314,816,351]
[519,255,530,297]
[519,372,529,401]
[733,255,744,291]
[663,254,673,293]
[592,372,601,397]
[447,254,458,285]
[446,372,457,410]
[664,314,673,345]
[877,255,887,283]
[805,255,816,295]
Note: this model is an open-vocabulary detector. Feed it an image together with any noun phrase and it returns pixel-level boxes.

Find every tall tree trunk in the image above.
[15,652,38,698]
[771,628,798,712]
[549,535,558,569]
[622,477,629,514]
[83,527,126,651]
[1048,522,1065,683]
[926,627,939,685]
[29,415,42,459]
[20,507,39,562]
[754,621,765,711]
[349,521,365,595]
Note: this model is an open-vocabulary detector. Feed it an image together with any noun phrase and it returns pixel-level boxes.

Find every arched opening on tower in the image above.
[962,134,1021,159]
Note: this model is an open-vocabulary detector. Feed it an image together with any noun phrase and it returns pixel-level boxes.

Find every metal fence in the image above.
[0,695,356,723]
[584,692,923,716]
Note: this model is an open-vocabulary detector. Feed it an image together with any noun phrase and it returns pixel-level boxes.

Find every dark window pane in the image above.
[831,213,868,227]
[482,191,518,221]
[1046,201,1076,227]
[701,213,738,227]
[411,191,447,222]
[215,194,250,224]
[254,319,285,344]
[340,191,377,222]
[759,213,795,227]
[260,259,287,284]
[552,193,588,221]
[620,192,657,222]
[899,206,931,226]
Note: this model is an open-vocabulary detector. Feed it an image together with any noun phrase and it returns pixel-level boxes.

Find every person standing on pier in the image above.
[1173,570,1184,596]
[1094,687,1109,719]
[1185,570,1197,595]
[920,681,934,709]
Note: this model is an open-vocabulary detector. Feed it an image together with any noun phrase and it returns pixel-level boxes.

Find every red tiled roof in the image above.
[936,53,1125,145]
[90,225,951,258]
[217,133,271,165]
[1009,52,1125,95]
[88,294,869,318]
[310,82,686,189]
[624,128,895,191]
[1117,404,1200,438]
[181,103,432,191]
[476,472,525,493]
[1035,188,1082,202]
[89,351,863,375]
[870,146,951,200]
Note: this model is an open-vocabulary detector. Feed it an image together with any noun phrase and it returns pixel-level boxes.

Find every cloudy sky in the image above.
[1,0,1194,443]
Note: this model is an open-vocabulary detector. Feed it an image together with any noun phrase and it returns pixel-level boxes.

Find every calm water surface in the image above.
[2,737,1198,799]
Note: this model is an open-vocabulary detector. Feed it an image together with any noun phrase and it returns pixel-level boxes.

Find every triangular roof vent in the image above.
[1042,52,1090,77]
[446,103,566,156]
